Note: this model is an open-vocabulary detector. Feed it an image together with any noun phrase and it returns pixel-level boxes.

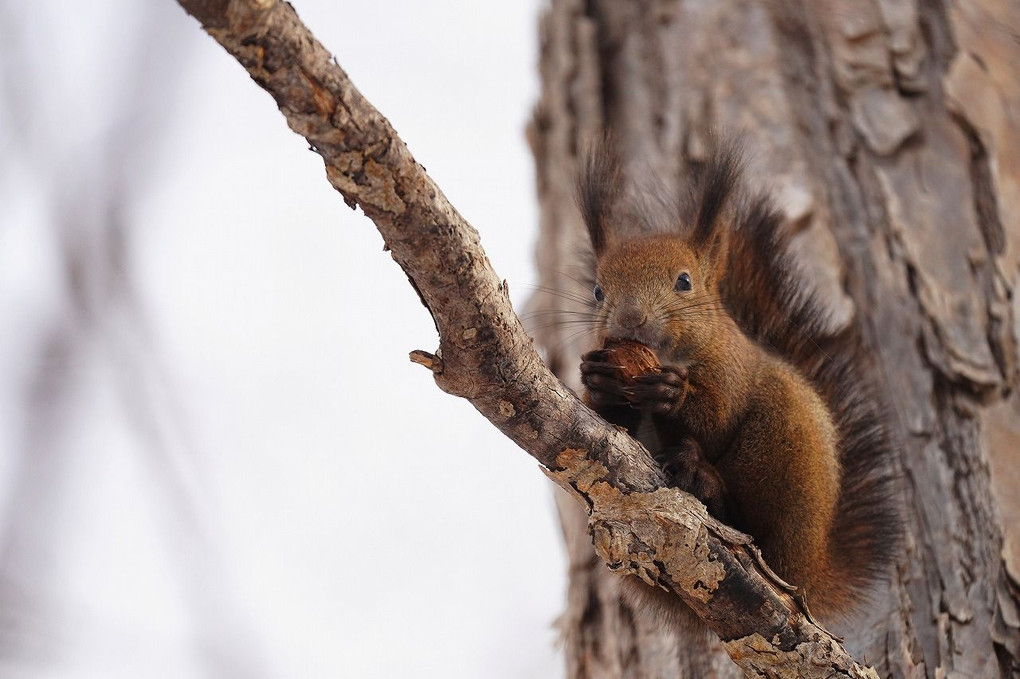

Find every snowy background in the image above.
[0,1,564,677]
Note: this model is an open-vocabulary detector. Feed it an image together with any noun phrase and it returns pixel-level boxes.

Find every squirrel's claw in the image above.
[658,438,730,522]
[581,358,631,407]
[628,367,689,414]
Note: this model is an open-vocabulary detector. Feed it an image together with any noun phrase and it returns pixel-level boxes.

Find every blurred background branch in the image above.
[0,1,554,677]
[0,1,273,675]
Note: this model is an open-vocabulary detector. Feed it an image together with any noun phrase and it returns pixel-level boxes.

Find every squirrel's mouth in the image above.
[606,328,667,354]
[603,340,674,373]
[603,332,692,369]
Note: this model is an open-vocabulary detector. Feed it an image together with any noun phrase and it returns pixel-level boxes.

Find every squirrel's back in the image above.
[683,143,901,611]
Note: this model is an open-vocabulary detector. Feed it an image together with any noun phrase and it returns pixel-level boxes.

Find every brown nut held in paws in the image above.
[602,338,661,383]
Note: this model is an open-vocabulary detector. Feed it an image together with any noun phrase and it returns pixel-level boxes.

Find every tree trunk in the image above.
[528,1,1020,677]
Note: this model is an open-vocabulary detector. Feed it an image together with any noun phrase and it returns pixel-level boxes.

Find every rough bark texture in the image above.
[175,0,890,676]
[527,0,1020,677]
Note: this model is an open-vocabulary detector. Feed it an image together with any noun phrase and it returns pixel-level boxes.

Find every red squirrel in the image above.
[577,139,899,620]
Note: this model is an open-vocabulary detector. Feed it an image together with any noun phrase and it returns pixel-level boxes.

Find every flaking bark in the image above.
[528,0,1020,676]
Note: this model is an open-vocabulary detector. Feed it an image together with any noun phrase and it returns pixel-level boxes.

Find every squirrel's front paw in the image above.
[628,365,689,415]
[658,438,729,522]
[580,349,631,408]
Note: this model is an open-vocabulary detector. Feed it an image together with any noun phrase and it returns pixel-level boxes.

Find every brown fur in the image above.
[576,139,899,621]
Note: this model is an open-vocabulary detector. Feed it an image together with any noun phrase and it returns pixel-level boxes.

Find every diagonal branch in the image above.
[175,1,879,676]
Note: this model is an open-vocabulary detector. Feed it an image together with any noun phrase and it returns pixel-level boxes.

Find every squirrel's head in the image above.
[590,233,728,362]
[577,136,741,363]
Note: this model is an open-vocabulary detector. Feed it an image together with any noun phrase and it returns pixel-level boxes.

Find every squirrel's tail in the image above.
[687,142,901,615]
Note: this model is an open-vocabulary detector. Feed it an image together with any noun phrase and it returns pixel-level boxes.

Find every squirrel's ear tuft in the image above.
[576,135,623,256]
[689,137,745,268]
[690,138,744,245]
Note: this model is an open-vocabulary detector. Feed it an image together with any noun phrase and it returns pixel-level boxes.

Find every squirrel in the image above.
[576,137,899,622]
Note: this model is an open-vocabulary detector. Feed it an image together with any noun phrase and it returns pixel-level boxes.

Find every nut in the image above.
[603,338,660,383]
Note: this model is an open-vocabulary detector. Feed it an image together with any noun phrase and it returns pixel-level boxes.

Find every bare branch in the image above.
[174,1,879,675]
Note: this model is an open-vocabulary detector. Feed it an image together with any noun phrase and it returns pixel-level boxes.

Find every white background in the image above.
[0,1,564,677]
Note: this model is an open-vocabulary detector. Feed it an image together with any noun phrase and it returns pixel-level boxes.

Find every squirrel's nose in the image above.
[617,308,648,330]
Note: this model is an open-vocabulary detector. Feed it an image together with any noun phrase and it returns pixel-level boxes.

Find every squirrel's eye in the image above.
[593,284,605,303]
[674,273,692,292]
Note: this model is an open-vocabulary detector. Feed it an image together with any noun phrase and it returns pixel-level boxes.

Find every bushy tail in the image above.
[684,142,900,613]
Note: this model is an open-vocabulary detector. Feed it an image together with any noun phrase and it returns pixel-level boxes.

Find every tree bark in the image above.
[528,0,1020,677]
